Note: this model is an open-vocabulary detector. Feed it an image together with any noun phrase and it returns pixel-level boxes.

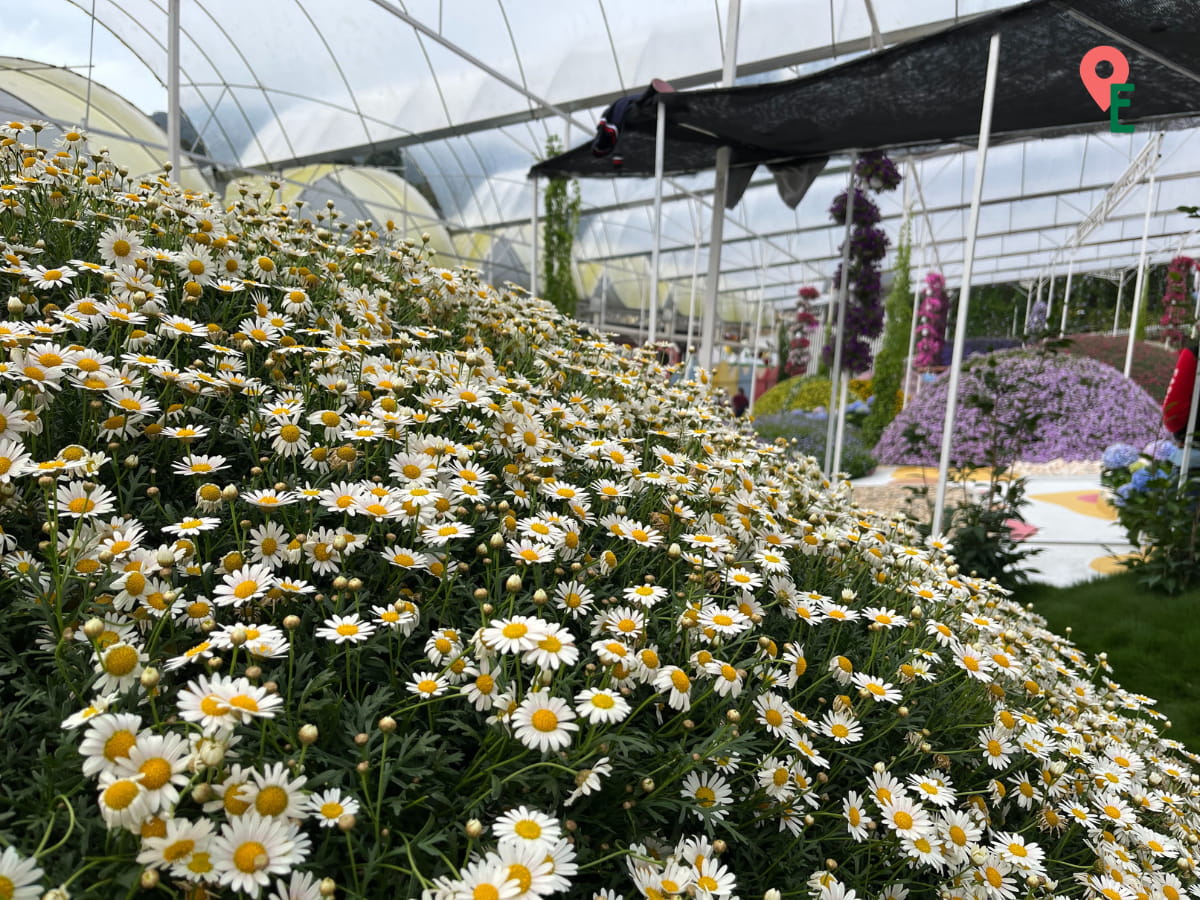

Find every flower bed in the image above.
[1063,333,1180,404]
[0,128,1196,900]
[875,350,1165,465]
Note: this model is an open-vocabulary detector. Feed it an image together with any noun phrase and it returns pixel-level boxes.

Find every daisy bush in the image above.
[1,126,1199,900]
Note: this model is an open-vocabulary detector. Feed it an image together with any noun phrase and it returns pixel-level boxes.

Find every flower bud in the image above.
[640,777,654,792]
[505,573,522,593]
[229,626,248,647]
[156,548,176,567]
[320,879,337,897]
[82,617,105,640]
[465,818,484,838]
[337,814,356,832]
[283,615,301,630]
[298,724,319,746]
[764,890,782,900]
[378,716,397,734]
[139,667,160,689]
[220,484,238,501]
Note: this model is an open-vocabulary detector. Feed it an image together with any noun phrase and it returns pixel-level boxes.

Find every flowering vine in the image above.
[823,152,900,373]
[914,272,949,367]
[1159,255,1195,348]
[784,286,820,377]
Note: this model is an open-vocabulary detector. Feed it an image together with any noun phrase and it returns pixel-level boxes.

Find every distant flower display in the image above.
[1160,255,1195,348]
[875,351,1165,464]
[784,286,821,377]
[913,272,948,368]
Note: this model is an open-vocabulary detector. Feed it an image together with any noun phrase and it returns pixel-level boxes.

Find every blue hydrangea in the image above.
[1102,443,1141,470]
[1148,439,1178,462]
[1114,482,1134,507]
[1130,468,1153,492]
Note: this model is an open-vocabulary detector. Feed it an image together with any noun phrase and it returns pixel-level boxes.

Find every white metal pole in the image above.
[824,159,858,478]
[167,0,181,178]
[749,269,766,416]
[833,376,851,475]
[1112,270,1126,336]
[1027,276,1043,331]
[932,32,1001,539]
[1125,166,1157,377]
[903,269,921,410]
[684,228,701,372]
[530,174,540,297]
[1177,358,1200,489]
[1192,267,1199,322]
[1060,259,1074,335]
[698,0,741,372]
[1044,271,1056,332]
[648,100,667,345]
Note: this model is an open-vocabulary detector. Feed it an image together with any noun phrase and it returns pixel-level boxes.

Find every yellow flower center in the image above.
[472,886,499,900]
[695,787,716,807]
[765,709,783,728]
[255,785,289,816]
[591,693,615,709]
[102,779,140,810]
[336,623,359,636]
[228,694,259,713]
[139,757,172,790]
[233,840,268,873]
[530,708,559,732]
[670,670,690,692]
[892,810,913,830]
[104,644,139,676]
[502,623,528,639]
[103,729,137,762]
[417,679,439,694]
[68,496,96,514]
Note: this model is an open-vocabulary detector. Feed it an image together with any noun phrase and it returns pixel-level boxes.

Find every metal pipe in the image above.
[648,100,667,345]
[697,0,741,371]
[824,155,858,478]
[167,0,181,177]
[1060,259,1074,335]
[932,31,1001,538]
[1125,160,1159,377]
[530,174,540,298]
[1112,270,1126,336]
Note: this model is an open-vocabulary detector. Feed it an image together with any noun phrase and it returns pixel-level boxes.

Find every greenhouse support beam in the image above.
[1060,259,1074,335]
[1125,160,1160,378]
[1178,365,1200,491]
[1112,270,1127,335]
[932,31,1001,539]
[530,174,539,298]
[901,162,919,410]
[749,266,765,416]
[167,0,181,177]
[698,0,741,372]
[685,229,701,367]
[648,101,666,345]
[824,156,857,479]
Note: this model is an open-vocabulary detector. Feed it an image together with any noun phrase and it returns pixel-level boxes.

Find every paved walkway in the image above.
[852,466,1134,587]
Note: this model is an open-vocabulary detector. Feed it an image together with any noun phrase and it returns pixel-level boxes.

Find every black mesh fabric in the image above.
[530,0,1200,180]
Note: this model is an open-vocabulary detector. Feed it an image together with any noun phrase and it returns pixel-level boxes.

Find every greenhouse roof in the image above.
[6,1,1200,322]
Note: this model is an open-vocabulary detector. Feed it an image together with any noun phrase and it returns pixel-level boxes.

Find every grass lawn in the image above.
[1020,573,1200,751]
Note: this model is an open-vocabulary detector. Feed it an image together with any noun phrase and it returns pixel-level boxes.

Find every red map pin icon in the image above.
[1080,46,1130,111]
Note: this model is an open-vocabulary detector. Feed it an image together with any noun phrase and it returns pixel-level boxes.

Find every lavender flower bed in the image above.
[874,351,1165,464]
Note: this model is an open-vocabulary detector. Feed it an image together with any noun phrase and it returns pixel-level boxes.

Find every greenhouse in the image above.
[0,2,1199,899]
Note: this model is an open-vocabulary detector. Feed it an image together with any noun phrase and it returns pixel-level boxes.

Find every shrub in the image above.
[875,349,1165,464]
[0,128,1197,900]
[1101,441,1200,593]
[753,410,876,478]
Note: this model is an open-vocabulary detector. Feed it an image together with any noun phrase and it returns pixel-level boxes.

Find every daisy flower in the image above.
[453,853,521,900]
[55,481,116,519]
[554,580,594,618]
[421,521,475,545]
[136,816,213,875]
[564,756,612,806]
[171,454,230,476]
[680,771,732,821]
[248,762,309,819]
[879,796,934,839]
[407,670,450,698]
[116,731,192,815]
[653,666,694,712]
[315,614,376,644]
[97,771,150,830]
[623,582,668,608]
[213,562,276,607]
[209,812,311,896]
[851,673,903,704]
[522,623,579,671]
[162,516,221,537]
[0,438,32,482]
[753,692,796,740]
[843,791,873,841]
[492,805,562,851]
[574,687,631,724]
[506,538,555,565]
[482,616,546,655]
[819,709,863,745]
[93,640,147,693]
[78,712,143,777]
[511,691,578,752]
[307,789,361,828]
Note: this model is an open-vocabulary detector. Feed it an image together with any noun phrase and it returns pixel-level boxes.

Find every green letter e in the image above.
[1110,83,1134,133]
